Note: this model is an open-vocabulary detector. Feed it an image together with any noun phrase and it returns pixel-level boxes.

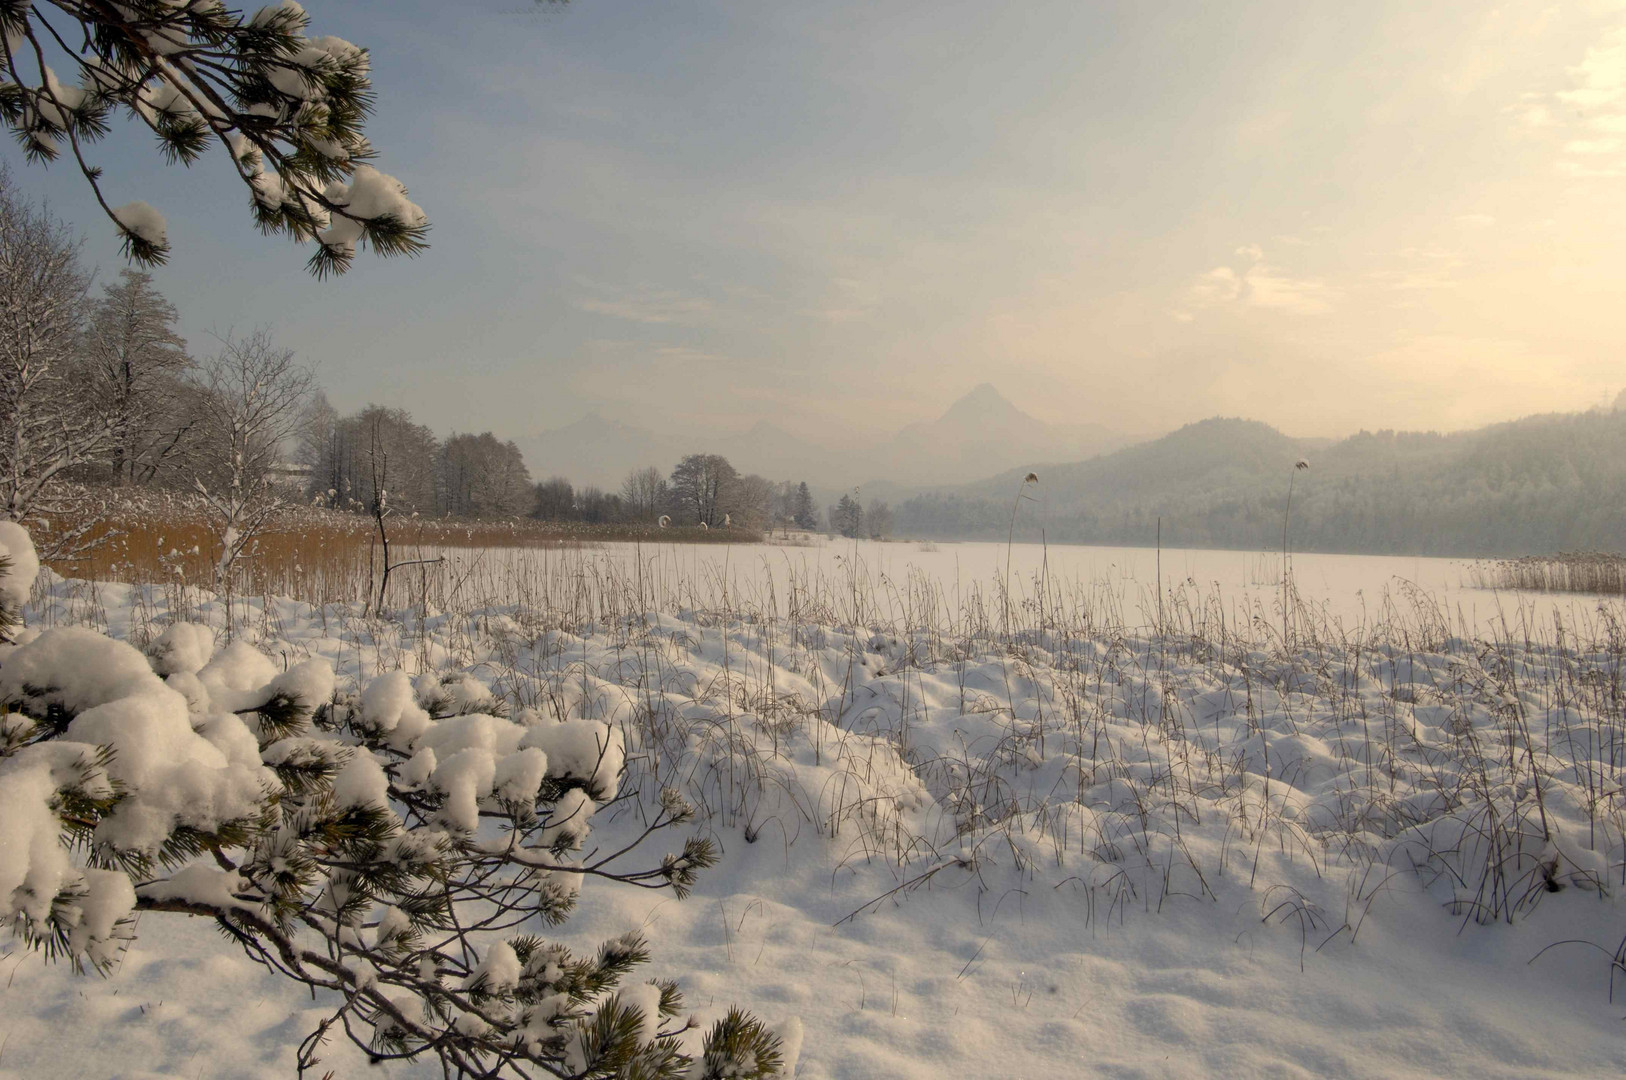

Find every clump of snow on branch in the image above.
[111,202,167,249]
[317,167,424,260]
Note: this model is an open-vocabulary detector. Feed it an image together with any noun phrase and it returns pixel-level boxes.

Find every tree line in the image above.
[0,168,863,548]
[528,458,825,532]
[0,166,321,561]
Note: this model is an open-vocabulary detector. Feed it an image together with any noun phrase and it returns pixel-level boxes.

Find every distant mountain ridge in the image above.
[897,410,1626,557]
[515,384,1133,490]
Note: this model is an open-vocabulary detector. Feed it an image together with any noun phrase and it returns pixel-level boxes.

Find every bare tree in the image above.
[866,499,894,539]
[726,473,774,530]
[0,166,107,554]
[84,268,192,485]
[310,405,436,514]
[669,453,737,527]
[191,330,312,631]
[532,476,576,521]
[438,432,531,518]
[620,465,669,523]
[297,390,343,502]
[361,411,443,614]
[577,485,623,524]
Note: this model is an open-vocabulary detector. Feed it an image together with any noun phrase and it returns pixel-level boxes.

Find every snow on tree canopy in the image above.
[263,659,336,713]
[197,639,280,711]
[358,669,432,746]
[521,718,626,801]
[0,744,115,944]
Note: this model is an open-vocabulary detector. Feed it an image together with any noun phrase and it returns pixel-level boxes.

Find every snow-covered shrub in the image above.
[0,525,784,1078]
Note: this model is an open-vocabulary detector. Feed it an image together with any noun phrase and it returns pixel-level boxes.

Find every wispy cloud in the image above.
[572,288,715,325]
[1245,269,1337,314]
[1549,24,1626,177]
[1367,246,1465,293]
[1172,247,1336,320]
[805,275,885,323]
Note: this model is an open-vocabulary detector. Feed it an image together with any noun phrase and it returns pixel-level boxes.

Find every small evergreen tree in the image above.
[831,494,863,538]
[792,482,819,531]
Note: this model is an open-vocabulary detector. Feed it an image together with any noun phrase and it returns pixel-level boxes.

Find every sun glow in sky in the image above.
[13,0,1626,443]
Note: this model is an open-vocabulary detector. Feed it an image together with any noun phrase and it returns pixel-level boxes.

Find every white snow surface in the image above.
[145,621,214,676]
[4,561,1626,1078]
[111,201,168,248]
[0,521,39,610]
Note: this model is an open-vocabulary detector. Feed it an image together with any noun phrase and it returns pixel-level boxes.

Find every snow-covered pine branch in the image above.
[0,0,428,274]
[0,526,785,1079]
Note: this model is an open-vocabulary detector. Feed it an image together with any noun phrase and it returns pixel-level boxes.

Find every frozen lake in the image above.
[426,537,1621,641]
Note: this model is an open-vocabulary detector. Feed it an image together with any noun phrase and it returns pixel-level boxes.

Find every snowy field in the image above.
[6,538,1626,1079]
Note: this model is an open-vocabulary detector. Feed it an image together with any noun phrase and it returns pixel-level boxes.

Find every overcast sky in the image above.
[11,0,1626,444]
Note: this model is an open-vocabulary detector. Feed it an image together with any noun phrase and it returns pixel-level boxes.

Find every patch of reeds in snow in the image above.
[1470,552,1626,598]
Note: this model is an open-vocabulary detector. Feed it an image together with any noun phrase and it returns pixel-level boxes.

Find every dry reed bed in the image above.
[26,544,1626,983]
[1470,552,1626,598]
[39,488,759,607]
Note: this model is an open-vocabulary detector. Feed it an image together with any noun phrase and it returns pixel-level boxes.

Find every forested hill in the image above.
[894,410,1626,557]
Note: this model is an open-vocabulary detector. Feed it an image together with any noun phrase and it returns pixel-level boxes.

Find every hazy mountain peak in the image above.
[940,383,1028,425]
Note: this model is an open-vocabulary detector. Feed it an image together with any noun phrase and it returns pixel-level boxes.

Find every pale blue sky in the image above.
[10,0,1626,444]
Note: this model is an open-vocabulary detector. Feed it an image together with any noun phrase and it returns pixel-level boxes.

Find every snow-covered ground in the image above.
[5,546,1626,1079]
